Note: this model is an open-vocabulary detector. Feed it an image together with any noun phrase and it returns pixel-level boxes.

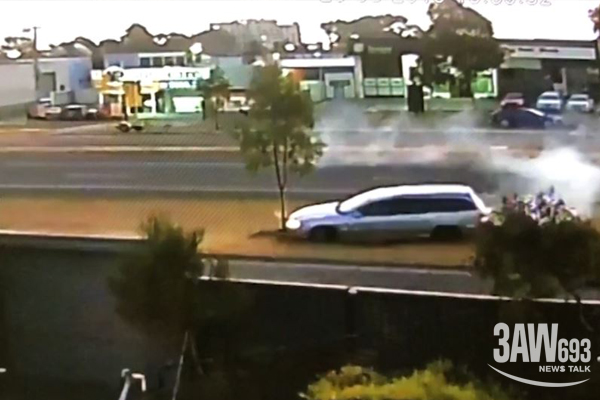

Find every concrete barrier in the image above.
[0,230,143,254]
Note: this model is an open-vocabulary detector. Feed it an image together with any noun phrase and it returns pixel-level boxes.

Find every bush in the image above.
[108,216,205,339]
[302,362,518,400]
[475,207,600,298]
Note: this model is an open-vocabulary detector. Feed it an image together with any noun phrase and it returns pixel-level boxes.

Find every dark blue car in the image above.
[491,106,563,129]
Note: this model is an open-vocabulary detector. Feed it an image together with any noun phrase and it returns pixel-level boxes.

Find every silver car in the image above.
[285,184,491,242]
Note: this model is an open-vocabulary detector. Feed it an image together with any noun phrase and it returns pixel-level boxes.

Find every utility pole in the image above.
[23,26,40,96]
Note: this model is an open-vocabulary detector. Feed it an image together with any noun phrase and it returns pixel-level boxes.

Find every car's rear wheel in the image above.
[309,226,338,243]
[430,226,463,242]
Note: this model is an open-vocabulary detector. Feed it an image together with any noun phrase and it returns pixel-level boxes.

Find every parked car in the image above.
[566,93,595,113]
[536,91,564,113]
[61,104,98,120]
[491,106,563,129]
[500,92,525,108]
[116,120,145,133]
[284,184,491,242]
[27,98,53,119]
[44,105,63,120]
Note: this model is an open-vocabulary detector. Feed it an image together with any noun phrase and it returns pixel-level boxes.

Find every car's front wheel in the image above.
[309,226,338,243]
[499,119,511,128]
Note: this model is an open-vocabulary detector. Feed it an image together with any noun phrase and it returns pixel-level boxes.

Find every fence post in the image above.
[345,287,358,360]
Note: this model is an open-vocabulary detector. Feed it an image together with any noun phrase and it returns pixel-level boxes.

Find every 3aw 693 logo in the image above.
[489,323,595,387]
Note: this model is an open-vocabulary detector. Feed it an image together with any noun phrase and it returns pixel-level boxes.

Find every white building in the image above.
[0,62,36,120]
[34,57,95,105]
[280,56,364,102]
[497,39,598,99]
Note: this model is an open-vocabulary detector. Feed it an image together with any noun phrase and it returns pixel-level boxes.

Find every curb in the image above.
[208,253,472,272]
[0,230,471,270]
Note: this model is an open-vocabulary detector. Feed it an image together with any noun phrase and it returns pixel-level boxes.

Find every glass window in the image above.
[358,200,394,217]
[140,57,151,67]
[152,57,163,67]
[165,57,175,66]
[419,198,476,213]
[387,198,423,215]
[175,56,185,66]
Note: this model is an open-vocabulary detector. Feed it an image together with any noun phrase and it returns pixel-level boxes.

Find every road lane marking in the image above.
[65,173,135,181]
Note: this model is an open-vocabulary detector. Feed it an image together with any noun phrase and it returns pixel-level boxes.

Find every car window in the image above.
[358,200,394,216]
[540,93,559,100]
[524,108,544,117]
[405,197,476,213]
[570,95,588,101]
[360,196,478,216]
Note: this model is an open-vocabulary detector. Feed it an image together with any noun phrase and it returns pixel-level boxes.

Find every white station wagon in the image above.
[285,184,491,242]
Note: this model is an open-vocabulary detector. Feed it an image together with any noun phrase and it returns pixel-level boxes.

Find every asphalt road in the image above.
[2,122,600,150]
[220,259,600,300]
[0,152,522,201]
[225,259,491,294]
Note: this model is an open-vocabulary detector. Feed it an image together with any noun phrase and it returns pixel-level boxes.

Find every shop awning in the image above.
[500,58,542,70]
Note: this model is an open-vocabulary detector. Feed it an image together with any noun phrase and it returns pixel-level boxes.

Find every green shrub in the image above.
[475,209,600,299]
[302,361,518,400]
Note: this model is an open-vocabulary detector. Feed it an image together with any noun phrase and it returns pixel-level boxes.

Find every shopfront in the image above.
[92,66,211,116]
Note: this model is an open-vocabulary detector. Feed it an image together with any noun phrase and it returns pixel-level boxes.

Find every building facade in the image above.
[497,39,599,102]
[35,57,95,105]
[0,62,36,120]
[280,55,364,102]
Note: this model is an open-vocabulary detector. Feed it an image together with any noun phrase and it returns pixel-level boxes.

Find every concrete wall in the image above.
[74,88,99,105]
[214,56,244,68]
[0,234,599,400]
[0,247,171,395]
[38,57,93,93]
[0,63,36,109]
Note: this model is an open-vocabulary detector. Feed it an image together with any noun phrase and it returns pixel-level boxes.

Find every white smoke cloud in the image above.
[492,147,600,217]
[315,102,600,216]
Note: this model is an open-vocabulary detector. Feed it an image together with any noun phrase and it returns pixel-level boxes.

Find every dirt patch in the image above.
[0,196,476,267]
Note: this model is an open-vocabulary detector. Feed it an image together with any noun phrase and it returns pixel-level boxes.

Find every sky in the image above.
[0,0,598,48]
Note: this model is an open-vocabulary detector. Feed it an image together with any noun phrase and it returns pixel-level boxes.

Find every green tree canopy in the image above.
[197,67,231,130]
[303,362,518,400]
[235,66,325,230]
[418,0,504,96]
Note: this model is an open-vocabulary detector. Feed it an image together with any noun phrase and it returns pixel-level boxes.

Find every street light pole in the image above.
[24,26,40,96]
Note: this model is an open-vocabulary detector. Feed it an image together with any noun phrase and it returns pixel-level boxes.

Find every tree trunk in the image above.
[272,143,287,231]
[278,185,287,231]
[463,71,474,99]
[188,330,204,376]
[171,331,190,400]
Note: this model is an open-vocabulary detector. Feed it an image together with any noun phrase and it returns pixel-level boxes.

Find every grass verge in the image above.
[0,196,475,267]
